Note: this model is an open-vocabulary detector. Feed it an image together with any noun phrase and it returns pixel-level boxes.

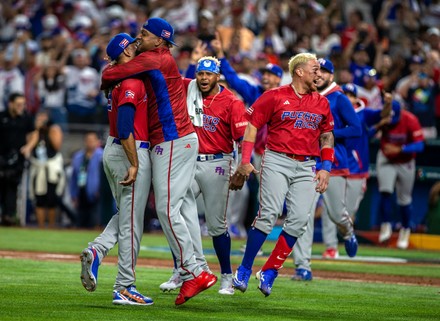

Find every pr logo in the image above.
[215,167,225,175]
[155,146,163,155]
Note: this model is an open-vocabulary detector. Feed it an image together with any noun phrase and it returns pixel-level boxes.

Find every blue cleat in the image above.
[256,269,278,297]
[113,285,154,305]
[344,234,358,258]
[232,265,252,293]
[291,268,313,281]
[80,247,100,292]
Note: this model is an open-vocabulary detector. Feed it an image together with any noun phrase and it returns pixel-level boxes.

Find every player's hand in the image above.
[314,170,330,194]
[119,166,138,186]
[210,31,225,58]
[229,163,258,190]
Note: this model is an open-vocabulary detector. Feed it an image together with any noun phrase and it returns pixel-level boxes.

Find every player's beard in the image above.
[198,81,217,96]
[317,79,330,92]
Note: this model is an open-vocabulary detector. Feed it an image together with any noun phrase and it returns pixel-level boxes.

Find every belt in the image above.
[197,153,224,162]
[272,150,314,162]
[113,138,150,149]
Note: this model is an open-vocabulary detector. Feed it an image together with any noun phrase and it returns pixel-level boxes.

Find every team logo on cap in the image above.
[119,38,129,49]
[318,58,326,65]
[161,30,171,39]
[203,60,213,68]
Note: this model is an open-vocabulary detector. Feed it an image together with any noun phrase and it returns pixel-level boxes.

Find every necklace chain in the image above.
[203,86,221,109]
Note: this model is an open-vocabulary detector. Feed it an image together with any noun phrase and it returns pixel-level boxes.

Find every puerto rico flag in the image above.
[119,38,129,49]
[125,90,135,99]
[161,30,171,39]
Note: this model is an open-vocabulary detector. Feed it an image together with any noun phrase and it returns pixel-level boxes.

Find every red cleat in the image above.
[175,271,217,305]
[322,247,339,259]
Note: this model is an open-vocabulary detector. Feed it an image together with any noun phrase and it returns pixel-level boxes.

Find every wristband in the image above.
[241,140,254,164]
[322,160,332,172]
[321,147,335,162]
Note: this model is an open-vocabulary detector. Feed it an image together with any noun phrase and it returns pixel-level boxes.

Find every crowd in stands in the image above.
[0,0,440,229]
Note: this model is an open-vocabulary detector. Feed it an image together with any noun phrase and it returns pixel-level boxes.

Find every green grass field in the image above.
[1,227,439,321]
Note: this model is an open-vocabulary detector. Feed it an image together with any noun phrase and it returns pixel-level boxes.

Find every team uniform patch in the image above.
[161,30,171,39]
[119,38,129,49]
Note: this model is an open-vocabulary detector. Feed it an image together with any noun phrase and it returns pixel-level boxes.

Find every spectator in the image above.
[310,19,341,58]
[29,110,65,228]
[0,92,36,226]
[0,54,25,112]
[69,131,103,228]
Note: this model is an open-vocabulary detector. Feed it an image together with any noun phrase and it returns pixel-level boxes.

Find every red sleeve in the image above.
[101,51,160,89]
[407,113,424,143]
[318,97,334,133]
[182,78,191,91]
[117,79,142,108]
[246,91,275,129]
[229,99,248,141]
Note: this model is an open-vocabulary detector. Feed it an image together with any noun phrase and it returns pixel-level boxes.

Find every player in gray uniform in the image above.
[80,33,153,305]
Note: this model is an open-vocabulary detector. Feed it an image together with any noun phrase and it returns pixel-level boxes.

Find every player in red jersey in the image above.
[80,33,153,305]
[377,102,425,249]
[230,52,335,297]
[100,18,217,305]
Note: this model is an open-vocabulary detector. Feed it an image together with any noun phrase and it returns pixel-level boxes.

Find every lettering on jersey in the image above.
[107,92,112,111]
[154,146,163,155]
[235,121,248,128]
[203,114,220,132]
[215,167,225,175]
[125,90,135,99]
[281,111,323,129]
[193,100,203,115]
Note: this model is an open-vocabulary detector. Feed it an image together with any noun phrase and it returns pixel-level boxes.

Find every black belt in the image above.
[113,138,150,149]
[197,153,224,162]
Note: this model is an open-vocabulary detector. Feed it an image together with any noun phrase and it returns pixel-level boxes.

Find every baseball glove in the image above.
[229,172,246,191]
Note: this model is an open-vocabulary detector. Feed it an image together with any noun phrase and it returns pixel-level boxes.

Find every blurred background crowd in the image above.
[0,0,439,234]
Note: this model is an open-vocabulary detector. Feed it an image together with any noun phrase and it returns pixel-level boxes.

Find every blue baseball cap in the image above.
[196,57,220,74]
[142,17,177,46]
[260,63,283,78]
[341,83,358,97]
[106,33,136,61]
[390,100,401,124]
[318,58,334,74]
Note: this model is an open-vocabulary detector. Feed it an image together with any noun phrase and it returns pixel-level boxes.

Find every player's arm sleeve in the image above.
[230,100,248,141]
[245,91,275,130]
[333,95,362,138]
[401,141,424,153]
[219,57,260,105]
[185,64,196,79]
[318,98,334,133]
[101,52,159,89]
[117,104,135,139]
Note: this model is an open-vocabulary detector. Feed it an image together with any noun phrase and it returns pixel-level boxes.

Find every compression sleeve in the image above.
[185,64,196,79]
[401,141,424,153]
[117,104,135,139]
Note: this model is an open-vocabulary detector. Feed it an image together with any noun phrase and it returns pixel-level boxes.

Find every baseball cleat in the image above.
[379,222,392,243]
[256,269,278,297]
[396,227,411,249]
[291,268,313,281]
[218,273,235,295]
[232,265,252,293]
[175,271,217,305]
[322,247,339,259]
[159,270,182,292]
[80,247,100,292]
[344,234,358,257]
[112,285,154,305]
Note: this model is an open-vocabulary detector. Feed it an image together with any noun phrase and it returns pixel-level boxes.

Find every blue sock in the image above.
[380,192,393,223]
[242,227,267,270]
[399,205,412,229]
[213,232,232,274]
[280,230,297,248]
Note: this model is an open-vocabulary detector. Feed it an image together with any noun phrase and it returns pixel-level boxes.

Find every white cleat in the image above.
[379,222,392,243]
[396,228,411,249]
[218,273,234,295]
[159,271,182,292]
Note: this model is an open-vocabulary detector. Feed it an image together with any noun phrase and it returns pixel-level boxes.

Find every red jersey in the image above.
[380,110,424,164]
[101,47,194,147]
[247,85,334,156]
[107,78,148,141]
[184,81,247,154]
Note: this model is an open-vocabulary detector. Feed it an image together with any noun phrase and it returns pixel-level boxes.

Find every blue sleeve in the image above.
[117,104,135,139]
[363,109,382,127]
[219,57,262,105]
[402,141,424,153]
[185,64,196,79]
[333,95,362,138]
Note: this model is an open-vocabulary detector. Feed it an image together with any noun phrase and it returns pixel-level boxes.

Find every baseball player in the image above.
[318,84,392,260]
[377,100,425,249]
[101,18,217,305]
[292,59,361,281]
[230,52,335,297]
[80,33,153,305]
